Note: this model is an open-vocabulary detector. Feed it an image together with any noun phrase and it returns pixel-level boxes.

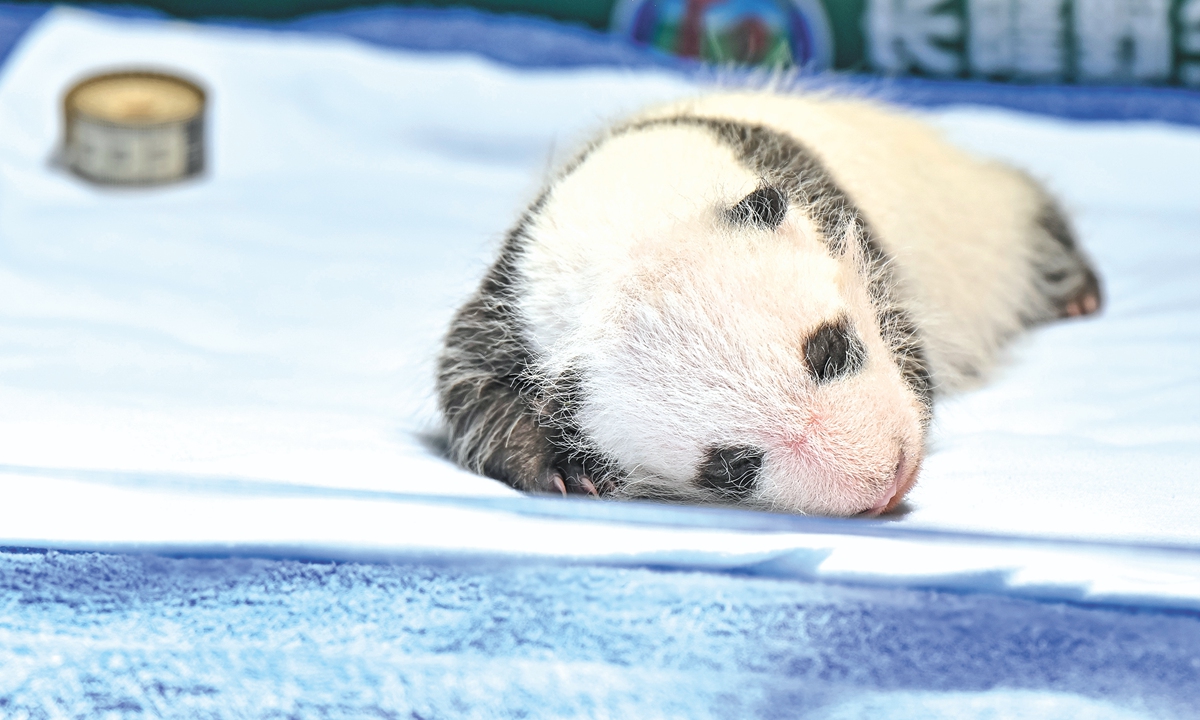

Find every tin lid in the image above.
[66,72,204,126]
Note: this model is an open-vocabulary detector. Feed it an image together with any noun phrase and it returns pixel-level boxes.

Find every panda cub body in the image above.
[437,92,1101,517]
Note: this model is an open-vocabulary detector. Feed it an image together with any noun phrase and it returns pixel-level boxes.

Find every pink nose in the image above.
[862,450,912,517]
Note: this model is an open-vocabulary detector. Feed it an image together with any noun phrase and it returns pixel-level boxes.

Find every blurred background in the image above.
[7,0,1200,83]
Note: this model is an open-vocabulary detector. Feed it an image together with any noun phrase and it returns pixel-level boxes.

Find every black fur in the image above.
[805,320,866,384]
[694,445,764,499]
[1037,201,1078,250]
[726,186,788,229]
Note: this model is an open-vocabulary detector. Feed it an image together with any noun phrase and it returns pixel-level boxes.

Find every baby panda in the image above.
[436,92,1101,517]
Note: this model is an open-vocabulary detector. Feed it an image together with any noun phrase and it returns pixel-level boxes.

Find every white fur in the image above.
[512,92,1047,516]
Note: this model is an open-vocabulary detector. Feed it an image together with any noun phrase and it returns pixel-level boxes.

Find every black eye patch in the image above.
[725,186,788,230]
[695,445,763,499]
[804,320,865,384]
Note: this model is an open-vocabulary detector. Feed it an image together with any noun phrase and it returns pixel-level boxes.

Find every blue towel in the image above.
[1,547,1196,719]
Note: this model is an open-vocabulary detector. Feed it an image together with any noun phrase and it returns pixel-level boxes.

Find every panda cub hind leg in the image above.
[1031,199,1103,321]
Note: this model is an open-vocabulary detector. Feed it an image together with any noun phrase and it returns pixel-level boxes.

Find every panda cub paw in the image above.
[539,457,601,498]
[1061,267,1102,318]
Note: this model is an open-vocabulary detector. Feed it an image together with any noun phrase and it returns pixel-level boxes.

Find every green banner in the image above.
[859,0,1200,85]
[22,0,1200,86]
[613,0,1200,86]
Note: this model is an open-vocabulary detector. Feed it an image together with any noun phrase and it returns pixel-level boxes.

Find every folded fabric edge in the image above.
[5,487,1200,614]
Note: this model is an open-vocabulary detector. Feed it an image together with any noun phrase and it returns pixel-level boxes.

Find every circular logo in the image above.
[611,0,834,70]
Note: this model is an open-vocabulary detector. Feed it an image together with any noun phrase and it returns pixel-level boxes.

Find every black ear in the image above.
[726,186,788,230]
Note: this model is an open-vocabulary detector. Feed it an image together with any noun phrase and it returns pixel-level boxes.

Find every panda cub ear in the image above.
[726,186,788,230]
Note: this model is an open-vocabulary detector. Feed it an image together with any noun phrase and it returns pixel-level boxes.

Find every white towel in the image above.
[0,8,1196,552]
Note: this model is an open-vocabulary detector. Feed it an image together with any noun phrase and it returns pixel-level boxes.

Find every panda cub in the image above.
[436,91,1101,517]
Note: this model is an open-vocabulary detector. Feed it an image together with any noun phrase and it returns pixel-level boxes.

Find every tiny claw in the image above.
[1063,269,1102,319]
[550,474,567,497]
[1064,292,1099,318]
[578,476,598,498]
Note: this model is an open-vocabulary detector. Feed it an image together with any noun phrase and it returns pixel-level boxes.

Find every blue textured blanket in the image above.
[2,548,1197,719]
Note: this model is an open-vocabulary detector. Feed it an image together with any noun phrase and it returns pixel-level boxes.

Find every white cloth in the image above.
[0,9,1196,554]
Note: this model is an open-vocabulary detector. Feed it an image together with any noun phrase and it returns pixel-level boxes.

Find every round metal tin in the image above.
[63,70,206,186]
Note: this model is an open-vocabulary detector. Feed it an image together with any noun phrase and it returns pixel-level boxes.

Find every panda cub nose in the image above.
[805,320,865,384]
[695,445,764,498]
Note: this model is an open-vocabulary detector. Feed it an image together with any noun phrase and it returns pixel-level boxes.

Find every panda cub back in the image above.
[437,91,1101,517]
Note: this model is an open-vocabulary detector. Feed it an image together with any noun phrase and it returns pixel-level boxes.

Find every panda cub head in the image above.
[508,119,930,516]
